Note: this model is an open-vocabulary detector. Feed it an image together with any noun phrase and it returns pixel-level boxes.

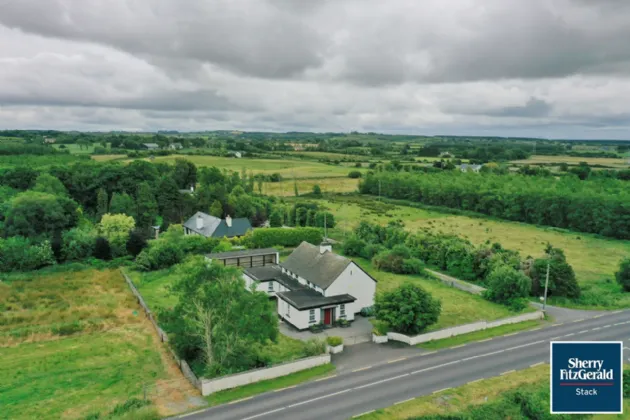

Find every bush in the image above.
[248,227,323,248]
[312,184,322,197]
[135,240,184,271]
[51,321,83,336]
[375,283,441,335]
[529,250,580,299]
[327,336,343,347]
[341,237,366,257]
[62,228,97,261]
[94,237,112,260]
[360,306,375,317]
[624,369,630,398]
[302,338,326,356]
[0,237,56,272]
[615,258,630,292]
[483,265,532,306]
[348,170,362,178]
[370,319,389,336]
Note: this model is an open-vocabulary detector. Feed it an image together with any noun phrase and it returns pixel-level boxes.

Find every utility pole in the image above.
[542,260,550,313]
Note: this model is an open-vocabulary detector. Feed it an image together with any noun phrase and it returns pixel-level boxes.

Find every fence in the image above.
[425,269,487,295]
[386,311,544,346]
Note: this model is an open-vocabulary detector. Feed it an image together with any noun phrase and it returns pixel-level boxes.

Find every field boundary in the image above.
[120,269,331,396]
[386,311,544,346]
[425,269,487,295]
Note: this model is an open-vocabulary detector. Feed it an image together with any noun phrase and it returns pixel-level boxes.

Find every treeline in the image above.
[359,171,630,239]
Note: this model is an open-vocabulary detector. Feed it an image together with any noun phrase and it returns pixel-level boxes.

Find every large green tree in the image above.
[4,191,79,237]
[135,182,158,230]
[615,258,630,292]
[157,176,184,223]
[32,173,68,196]
[109,192,136,218]
[529,247,580,299]
[374,283,441,335]
[483,265,531,306]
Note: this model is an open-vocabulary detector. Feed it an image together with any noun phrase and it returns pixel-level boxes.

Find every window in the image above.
[268,282,274,292]
[340,304,346,318]
[286,304,291,318]
[309,309,315,324]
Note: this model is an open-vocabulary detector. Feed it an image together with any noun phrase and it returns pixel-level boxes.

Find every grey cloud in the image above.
[488,97,553,118]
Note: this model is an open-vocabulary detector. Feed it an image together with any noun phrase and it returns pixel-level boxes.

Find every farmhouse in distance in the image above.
[183,211,252,239]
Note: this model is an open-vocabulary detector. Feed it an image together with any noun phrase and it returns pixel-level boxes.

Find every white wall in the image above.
[243,273,272,294]
[278,298,311,330]
[325,262,376,312]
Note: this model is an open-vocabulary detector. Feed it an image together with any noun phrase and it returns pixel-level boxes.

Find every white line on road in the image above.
[478,338,493,342]
[353,373,410,390]
[612,310,623,314]
[451,344,466,349]
[503,333,518,337]
[592,327,601,331]
[315,375,336,382]
[563,333,575,337]
[411,360,460,375]
[274,385,296,392]
[388,357,408,363]
[550,336,562,340]
[421,351,437,356]
[530,362,545,368]
[578,330,588,334]
[433,387,451,394]
[572,319,584,323]
[530,328,542,331]
[601,325,611,329]
[394,398,415,405]
[462,349,505,361]
[352,410,375,418]
[500,370,515,376]
[287,389,351,408]
[552,323,563,326]
[593,314,605,318]
[228,397,253,405]
[467,378,484,384]
[242,407,286,420]
[353,366,373,372]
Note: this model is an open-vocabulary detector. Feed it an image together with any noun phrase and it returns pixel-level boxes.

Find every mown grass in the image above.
[0,268,199,419]
[263,178,360,197]
[204,364,335,407]
[315,195,630,308]
[511,154,629,168]
[349,257,524,331]
[124,155,364,178]
[92,153,128,162]
[53,143,96,154]
[361,364,549,420]
[416,319,544,350]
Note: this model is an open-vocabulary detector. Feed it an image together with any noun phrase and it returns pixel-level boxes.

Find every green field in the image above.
[125,155,364,178]
[511,154,629,168]
[0,154,84,168]
[263,178,360,196]
[53,143,96,154]
[0,267,199,419]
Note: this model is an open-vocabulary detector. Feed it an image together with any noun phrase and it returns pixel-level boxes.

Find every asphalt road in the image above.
[178,310,630,420]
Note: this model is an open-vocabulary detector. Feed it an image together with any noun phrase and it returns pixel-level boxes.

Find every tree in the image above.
[483,265,531,306]
[62,228,96,261]
[136,182,158,230]
[312,184,322,197]
[94,237,112,260]
[51,231,63,262]
[109,192,136,218]
[4,191,79,237]
[96,188,108,220]
[32,173,68,196]
[99,213,135,257]
[529,247,580,299]
[269,208,283,227]
[209,200,223,218]
[374,283,441,335]
[173,159,197,189]
[157,176,184,223]
[348,170,362,178]
[615,258,630,292]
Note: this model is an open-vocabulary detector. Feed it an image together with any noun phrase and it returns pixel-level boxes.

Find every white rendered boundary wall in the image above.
[200,354,331,396]
[387,311,544,346]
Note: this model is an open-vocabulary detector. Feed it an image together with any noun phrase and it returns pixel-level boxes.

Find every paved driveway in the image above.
[280,315,373,345]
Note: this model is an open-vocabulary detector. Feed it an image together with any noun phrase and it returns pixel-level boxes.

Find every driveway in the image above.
[280,315,373,346]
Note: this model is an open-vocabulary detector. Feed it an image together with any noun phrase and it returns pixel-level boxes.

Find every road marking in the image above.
[451,344,466,349]
[530,327,541,331]
[353,366,372,372]
[478,338,493,342]
[174,408,210,418]
[274,385,296,392]
[388,357,408,363]
[411,360,460,375]
[468,378,483,384]
[572,319,584,323]
[287,389,351,408]
[564,333,575,337]
[228,397,253,404]
[593,314,605,318]
[315,375,336,382]
[592,327,601,331]
[612,310,623,314]
[578,330,588,334]
[433,387,451,394]
[421,351,437,356]
[500,370,516,376]
[394,398,415,405]
[503,332,518,337]
[530,362,545,368]
[613,322,628,326]
[354,373,410,390]
[601,325,611,329]
[549,336,562,341]
[462,349,504,361]
[552,323,563,326]
[242,407,285,420]
[352,410,375,418]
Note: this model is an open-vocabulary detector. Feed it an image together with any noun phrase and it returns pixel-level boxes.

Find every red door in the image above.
[324,308,332,325]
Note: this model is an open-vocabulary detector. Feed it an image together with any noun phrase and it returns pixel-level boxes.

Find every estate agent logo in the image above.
[550,341,623,414]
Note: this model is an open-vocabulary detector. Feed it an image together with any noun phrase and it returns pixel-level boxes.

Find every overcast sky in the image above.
[1,0,630,139]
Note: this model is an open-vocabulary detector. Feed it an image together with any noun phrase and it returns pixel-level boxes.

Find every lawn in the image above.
[124,155,364,178]
[316,195,630,290]
[263,178,360,197]
[0,267,200,419]
[53,143,97,154]
[362,364,549,420]
[92,154,128,162]
[511,154,629,168]
[350,257,524,331]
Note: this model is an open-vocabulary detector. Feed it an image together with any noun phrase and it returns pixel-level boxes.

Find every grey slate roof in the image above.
[277,289,356,310]
[244,265,303,290]
[280,241,352,290]
[207,248,278,260]
[143,143,160,149]
[183,211,252,238]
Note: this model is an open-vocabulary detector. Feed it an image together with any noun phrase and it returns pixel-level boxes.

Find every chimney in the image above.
[226,215,232,227]
[196,214,204,230]
[320,241,332,254]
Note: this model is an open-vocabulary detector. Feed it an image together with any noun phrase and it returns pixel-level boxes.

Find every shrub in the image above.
[360,306,375,317]
[62,228,97,261]
[615,258,630,292]
[341,237,366,257]
[94,237,112,260]
[348,170,362,178]
[375,283,441,335]
[624,369,630,398]
[0,237,56,272]
[137,241,184,271]
[126,230,148,257]
[312,184,322,197]
[302,338,326,356]
[483,265,532,306]
[529,249,580,299]
[249,227,323,248]
[370,319,389,336]
[269,209,284,227]
[361,243,386,260]
[327,336,343,347]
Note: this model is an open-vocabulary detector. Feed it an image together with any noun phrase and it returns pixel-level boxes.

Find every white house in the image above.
[241,241,377,330]
[458,164,482,173]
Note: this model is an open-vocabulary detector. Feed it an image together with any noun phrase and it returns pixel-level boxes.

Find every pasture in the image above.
[313,195,630,308]
[0,267,199,419]
[511,155,629,168]
[53,143,96,154]
[263,178,360,196]
[125,155,363,178]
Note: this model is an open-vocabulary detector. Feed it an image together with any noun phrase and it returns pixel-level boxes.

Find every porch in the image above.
[279,315,373,346]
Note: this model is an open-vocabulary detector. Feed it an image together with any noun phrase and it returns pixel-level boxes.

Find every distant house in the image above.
[183,211,252,238]
[178,185,195,195]
[142,143,160,150]
[227,150,243,158]
[241,241,377,330]
[43,137,56,144]
[459,164,482,173]
[169,143,183,150]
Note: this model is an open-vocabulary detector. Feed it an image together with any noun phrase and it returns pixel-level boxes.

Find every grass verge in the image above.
[204,364,335,407]
[417,319,545,350]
